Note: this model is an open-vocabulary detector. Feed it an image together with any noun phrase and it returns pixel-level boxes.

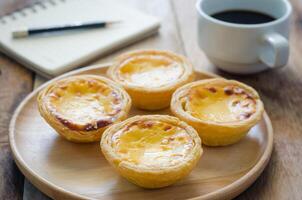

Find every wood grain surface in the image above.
[0,54,33,200]
[0,0,301,199]
[10,65,273,200]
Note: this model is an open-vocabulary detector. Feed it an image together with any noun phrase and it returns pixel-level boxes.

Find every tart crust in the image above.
[101,115,202,188]
[37,75,131,142]
[107,50,195,110]
[171,78,264,146]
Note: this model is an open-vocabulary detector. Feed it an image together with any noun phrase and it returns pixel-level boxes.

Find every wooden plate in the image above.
[9,64,273,200]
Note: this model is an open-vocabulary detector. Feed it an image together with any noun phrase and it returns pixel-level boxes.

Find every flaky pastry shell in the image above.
[101,115,202,188]
[107,50,195,110]
[37,75,131,142]
[171,78,264,146]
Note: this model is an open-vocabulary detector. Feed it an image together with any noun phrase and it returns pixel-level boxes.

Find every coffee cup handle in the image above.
[259,33,289,68]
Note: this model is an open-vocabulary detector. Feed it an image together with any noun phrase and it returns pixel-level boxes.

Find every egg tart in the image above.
[171,78,264,146]
[37,75,131,143]
[101,115,202,188]
[107,50,195,110]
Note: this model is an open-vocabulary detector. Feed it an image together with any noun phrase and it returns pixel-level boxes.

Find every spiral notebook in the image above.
[0,0,160,77]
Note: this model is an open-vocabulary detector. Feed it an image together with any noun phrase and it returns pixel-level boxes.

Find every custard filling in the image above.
[47,79,122,130]
[111,120,194,167]
[117,55,184,88]
[184,85,256,122]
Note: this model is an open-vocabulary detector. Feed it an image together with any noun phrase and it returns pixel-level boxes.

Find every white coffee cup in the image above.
[196,0,292,74]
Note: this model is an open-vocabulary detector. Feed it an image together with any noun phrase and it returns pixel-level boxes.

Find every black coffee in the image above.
[211,10,275,24]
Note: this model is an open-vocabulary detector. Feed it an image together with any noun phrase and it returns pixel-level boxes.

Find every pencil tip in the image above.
[107,21,122,25]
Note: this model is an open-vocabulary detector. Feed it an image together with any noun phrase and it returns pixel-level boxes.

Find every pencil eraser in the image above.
[12,29,28,38]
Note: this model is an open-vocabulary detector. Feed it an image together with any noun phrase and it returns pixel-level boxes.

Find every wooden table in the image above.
[1,0,301,199]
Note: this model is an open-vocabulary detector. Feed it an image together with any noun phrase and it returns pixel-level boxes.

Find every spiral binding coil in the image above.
[0,0,67,24]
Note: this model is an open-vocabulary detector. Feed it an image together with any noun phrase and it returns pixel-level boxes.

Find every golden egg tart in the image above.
[171,78,264,146]
[107,50,195,110]
[101,115,202,188]
[37,75,131,143]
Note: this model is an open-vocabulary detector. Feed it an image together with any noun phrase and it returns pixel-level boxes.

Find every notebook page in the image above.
[0,0,160,76]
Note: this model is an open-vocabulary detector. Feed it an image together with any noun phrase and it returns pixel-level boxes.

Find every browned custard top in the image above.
[116,53,185,88]
[184,84,257,123]
[111,120,194,167]
[45,77,123,131]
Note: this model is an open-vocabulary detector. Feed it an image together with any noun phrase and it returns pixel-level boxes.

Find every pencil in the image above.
[12,21,121,38]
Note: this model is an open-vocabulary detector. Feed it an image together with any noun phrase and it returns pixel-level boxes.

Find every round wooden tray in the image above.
[9,64,273,200]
